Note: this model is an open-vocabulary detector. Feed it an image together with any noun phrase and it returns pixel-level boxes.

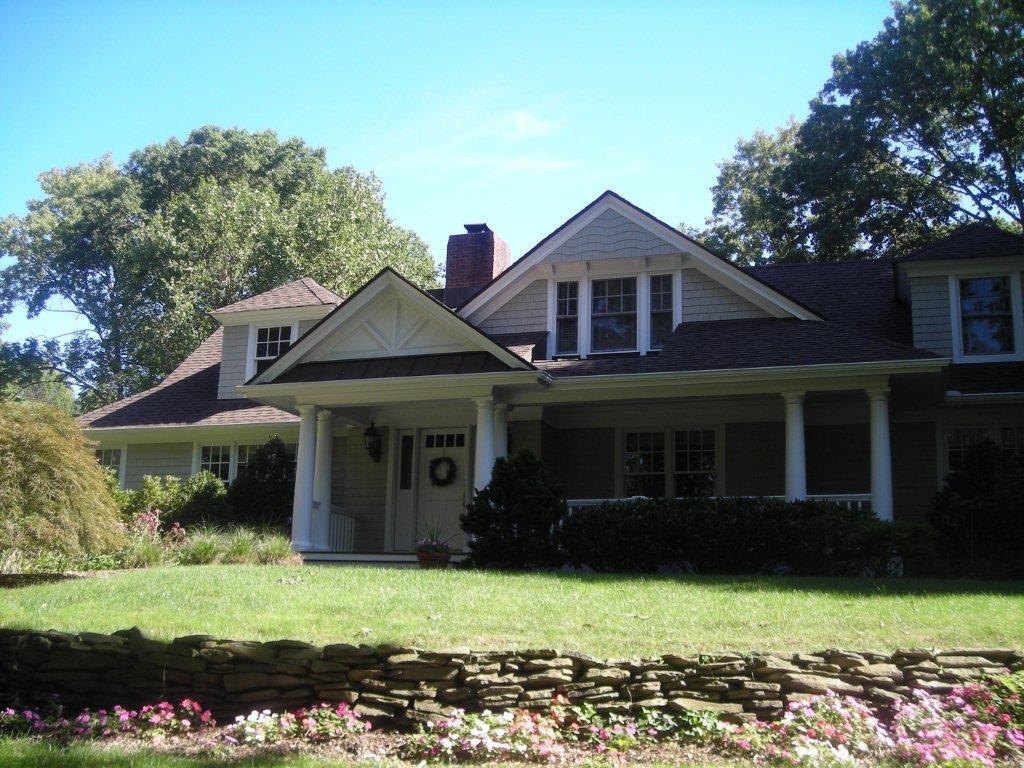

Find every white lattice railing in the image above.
[329,506,356,552]
[567,493,872,513]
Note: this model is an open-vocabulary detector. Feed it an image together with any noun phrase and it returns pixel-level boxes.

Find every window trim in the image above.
[949,272,1024,363]
[245,322,300,381]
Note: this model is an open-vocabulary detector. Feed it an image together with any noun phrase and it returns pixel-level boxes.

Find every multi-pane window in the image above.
[674,430,716,497]
[1001,427,1024,459]
[650,274,674,350]
[591,277,637,352]
[556,281,579,355]
[959,277,1014,356]
[95,448,121,471]
[948,426,1024,471]
[200,445,231,482]
[254,326,293,375]
[236,445,259,475]
[623,431,666,497]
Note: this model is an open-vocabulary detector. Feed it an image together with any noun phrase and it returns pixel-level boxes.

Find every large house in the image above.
[81,191,1024,562]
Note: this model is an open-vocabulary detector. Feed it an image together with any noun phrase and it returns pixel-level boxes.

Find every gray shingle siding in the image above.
[124,442,193,489]
[910,276,953,356]
[549,209,677,261]
[217,324,249,400]
[478,279,548,335]
[681,269,769,322]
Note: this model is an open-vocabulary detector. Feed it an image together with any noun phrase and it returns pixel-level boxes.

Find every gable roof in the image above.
[248,268,537,385]
[534,317,938,377]
[213,278,343,314]
[897,224,1024,263]
[457,190,823,321]
[78,328,296,430]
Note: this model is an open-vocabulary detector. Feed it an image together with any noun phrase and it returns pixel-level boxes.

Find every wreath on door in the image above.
[428,456,457,487]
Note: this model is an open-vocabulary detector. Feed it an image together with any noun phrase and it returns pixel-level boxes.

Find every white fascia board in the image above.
[210,304,335,326]
[83,422,301,445]
[900,256,1024,278]
[253,272,533,385]
[460,192,822,323]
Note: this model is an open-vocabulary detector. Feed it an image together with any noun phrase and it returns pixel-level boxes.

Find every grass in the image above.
[1,565,1022,655]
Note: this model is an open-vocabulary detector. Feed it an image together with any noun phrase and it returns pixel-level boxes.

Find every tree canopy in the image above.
[1,126,438,409]
[690,0,1024,264]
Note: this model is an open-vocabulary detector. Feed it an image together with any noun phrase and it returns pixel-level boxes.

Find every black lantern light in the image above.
[362,421,382,463]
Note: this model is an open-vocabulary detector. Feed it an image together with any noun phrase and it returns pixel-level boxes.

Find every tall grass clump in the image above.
[0,401,125,558]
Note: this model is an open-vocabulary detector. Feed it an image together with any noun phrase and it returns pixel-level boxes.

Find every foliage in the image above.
[0,322,75,412]
[461,450,567,569]
[223,703,367,746]
[224,437,295,528]
[114,471,229,528]
[0,126,438,409]
[409,707,568,762]
[0,698,215,742]
[929,440,1024,578]
[688,0,1024,264]
[0,401,125,558]
[557,496,937,576]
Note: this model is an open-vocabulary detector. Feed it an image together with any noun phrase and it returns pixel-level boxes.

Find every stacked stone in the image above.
[0,628,1020,727]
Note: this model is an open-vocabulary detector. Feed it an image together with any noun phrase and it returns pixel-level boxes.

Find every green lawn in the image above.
[2,565,1022,655]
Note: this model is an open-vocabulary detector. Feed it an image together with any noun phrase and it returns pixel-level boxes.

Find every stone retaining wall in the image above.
[1,628,1020,728]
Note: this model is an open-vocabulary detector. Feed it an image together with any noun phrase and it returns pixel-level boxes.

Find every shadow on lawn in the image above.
[0,741,356,768]
[501,571,1024,597]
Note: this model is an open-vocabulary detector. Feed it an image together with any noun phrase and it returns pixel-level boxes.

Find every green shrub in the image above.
[222,527,260,564]
[929,440,1024,578]
[225,437,295,527]
[0,401,125,558]
[255,531,295,564]
[557,496,937,576]
[173,526,221,565]
[167,471,230,527]
[460,450,567,569]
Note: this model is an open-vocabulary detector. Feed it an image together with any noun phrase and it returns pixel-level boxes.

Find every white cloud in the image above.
[508,110,562,141]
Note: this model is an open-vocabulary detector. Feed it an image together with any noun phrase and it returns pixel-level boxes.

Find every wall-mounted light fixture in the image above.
[362,421,382,463]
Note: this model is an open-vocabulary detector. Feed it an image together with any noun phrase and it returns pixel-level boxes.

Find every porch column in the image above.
[474,397,496,491]
[868,388,894,522]
[312,409,333,550]
[783,392,807,501]
[493,402,509,461]
[290,404,318,551]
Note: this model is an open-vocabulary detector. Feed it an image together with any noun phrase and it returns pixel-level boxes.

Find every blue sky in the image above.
[0,0,892,343]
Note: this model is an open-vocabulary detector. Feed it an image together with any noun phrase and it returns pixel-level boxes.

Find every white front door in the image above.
[417,429,469,551]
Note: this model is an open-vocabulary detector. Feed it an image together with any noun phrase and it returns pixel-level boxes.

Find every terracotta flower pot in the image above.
[416,551,451,569]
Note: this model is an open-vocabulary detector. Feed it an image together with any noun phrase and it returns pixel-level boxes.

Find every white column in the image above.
[868,388,894,522]
[783,392,807,501]
[291,405,318,551]
[474,397,496,491]
[312,409,333,550]
[493,403,509,461]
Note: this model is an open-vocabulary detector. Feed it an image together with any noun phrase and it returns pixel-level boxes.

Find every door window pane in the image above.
[399,435,414,490]
[960,277,1014,355]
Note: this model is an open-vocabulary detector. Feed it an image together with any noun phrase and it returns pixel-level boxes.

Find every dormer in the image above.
[896,224,1024,364]
[210,278,343,399]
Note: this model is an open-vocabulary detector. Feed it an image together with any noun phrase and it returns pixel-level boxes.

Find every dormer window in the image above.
[591,277,637,352]
[254,325,293,375]
[958,277,1014,356]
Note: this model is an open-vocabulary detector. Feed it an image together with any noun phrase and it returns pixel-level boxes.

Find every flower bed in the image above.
[3,675,1022,766]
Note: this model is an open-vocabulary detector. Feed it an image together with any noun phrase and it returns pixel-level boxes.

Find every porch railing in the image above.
[567,493,872,513]
[329,506,356,552]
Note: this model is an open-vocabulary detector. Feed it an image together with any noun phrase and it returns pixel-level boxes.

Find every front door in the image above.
[417,429,469,551]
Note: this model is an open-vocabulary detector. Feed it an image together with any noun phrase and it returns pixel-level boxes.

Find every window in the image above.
[947,425,1024,470]
[236,444,258,475]
[200,444,231,482]
[254,325,293,375]
[1001,427,1024,459]
[556,281,579,355]
[650,274,674,350]
[674,430,716,497]
[425,432,465,448]
[95,448,121,471]
[591,277,637,352]
[959,277,1014,356]
[623,431,666,497]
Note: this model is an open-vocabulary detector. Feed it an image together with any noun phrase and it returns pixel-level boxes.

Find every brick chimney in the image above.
[445,224,509,307]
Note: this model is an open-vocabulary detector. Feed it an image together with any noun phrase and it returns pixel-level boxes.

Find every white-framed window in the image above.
[674,429,717,497]
[555,281,579,356]
[200,444,231,482]
[254,325,294,376]
[623,430,666,497]
[649,274,674,351]
[95,448,122,471]
[591,277,637,352]
[945,425,1024,472]
[950,273,1024,363]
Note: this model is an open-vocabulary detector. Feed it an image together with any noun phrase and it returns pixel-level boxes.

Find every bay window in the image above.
[957,276,1014,356]
[556,281,579,355]
[591,277,637,352]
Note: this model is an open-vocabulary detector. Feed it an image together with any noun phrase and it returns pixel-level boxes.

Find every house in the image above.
[80,191,1024,562]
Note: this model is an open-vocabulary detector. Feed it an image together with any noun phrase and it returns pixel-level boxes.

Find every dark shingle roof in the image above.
[213,278,343,314]
[947,362,1024,395]
[274,352,513,383]
[897,224,1024,263]
[78,328,296,429]
[535,318,937,377]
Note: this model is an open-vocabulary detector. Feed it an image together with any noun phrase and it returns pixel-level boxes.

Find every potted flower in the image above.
[416,521,454,569]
